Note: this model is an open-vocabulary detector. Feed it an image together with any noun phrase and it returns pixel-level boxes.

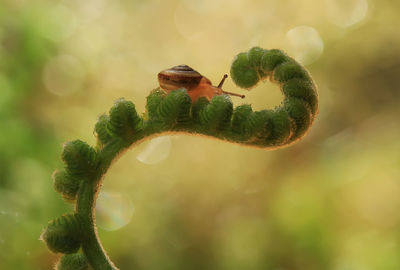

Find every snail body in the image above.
[158,65,244,102]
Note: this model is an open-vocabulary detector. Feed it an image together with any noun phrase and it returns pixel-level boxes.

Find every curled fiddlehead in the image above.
[230,47,318,146]
[42,47,318,269]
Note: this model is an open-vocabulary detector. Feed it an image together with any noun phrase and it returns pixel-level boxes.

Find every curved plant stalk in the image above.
[41,47,318,270]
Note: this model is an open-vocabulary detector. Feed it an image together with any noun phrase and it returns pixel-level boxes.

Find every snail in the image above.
[158,65,245,102]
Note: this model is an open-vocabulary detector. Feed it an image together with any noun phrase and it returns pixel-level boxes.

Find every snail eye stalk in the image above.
[217,74,228,88]
[217,74,245,98]
[221,90,245,99]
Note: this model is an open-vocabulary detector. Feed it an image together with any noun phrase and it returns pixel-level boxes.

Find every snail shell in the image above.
[158,65,205,92]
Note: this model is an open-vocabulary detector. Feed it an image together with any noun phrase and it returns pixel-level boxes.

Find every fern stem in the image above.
[76,176,117,269]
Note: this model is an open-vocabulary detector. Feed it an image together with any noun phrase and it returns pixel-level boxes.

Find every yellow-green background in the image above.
[1,0,399,269]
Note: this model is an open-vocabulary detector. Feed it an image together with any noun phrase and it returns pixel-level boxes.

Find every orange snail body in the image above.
[158,65,244,102]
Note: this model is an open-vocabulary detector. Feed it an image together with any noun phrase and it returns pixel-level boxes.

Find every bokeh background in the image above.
[1,0,399,269]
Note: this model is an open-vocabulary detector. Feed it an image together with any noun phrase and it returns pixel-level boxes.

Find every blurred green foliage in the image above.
[0,0,399,269]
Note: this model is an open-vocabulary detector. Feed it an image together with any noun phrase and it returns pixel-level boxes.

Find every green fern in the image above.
[42,47,319,270]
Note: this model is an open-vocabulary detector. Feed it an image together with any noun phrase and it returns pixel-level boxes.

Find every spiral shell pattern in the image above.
[158,65,203,91]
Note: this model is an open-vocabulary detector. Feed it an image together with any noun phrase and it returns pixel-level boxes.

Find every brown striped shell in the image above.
[158,65,206,92]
